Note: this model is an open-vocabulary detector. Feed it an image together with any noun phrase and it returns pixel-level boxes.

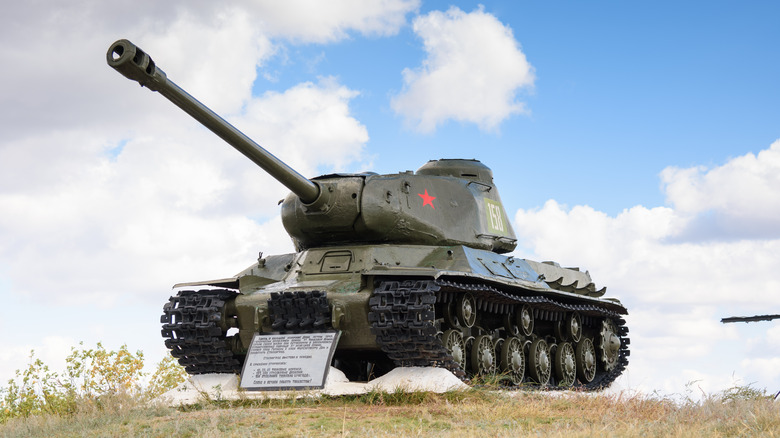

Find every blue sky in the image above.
[1,1,778,398]
[257,1,780,215]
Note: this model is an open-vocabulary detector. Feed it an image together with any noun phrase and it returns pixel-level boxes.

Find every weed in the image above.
[2,350,779,437]
[0,342,185,422]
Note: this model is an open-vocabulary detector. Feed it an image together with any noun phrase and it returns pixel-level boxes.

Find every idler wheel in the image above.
[599,319,621,372]
[500,336,525,385]
[518,304,534,336]
[528,339,551,385]
[576,337,597,383]
[442,329,466,370]
[554,342,577,387]
[456,293,477,328]
[471,335,496,376]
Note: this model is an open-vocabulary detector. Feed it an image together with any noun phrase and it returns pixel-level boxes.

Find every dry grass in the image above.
[1,387,778,437]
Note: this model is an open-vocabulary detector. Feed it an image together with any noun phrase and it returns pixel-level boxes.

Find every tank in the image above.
[107,39,629,389]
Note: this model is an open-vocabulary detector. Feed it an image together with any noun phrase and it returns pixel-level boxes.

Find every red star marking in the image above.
[418,189,436,209]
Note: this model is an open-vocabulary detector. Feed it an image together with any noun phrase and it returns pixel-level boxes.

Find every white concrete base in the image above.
[158,366,468,405]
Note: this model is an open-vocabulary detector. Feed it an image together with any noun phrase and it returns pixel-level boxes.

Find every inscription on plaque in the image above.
[240,332,340,391]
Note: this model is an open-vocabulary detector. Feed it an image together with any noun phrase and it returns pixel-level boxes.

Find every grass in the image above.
[1,385,778,437]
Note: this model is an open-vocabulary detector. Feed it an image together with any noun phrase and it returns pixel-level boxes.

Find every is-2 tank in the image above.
[107,39,629,389]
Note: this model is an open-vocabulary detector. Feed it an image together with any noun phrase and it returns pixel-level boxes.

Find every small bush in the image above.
[717,384,771,402]
[144,354,188,400]
[1,351,76,419]
[64,342,145,399]
[0,343,185,422]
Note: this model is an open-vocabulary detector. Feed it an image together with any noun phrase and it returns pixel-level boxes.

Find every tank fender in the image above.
[173,253,296,292]
[523,259,607,297]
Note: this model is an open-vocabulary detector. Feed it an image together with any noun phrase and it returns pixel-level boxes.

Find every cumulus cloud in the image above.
[661,139,780,241]
[0,1,390,381]
[0,1,379,300]
[238,78,369,175]
[0,0,417,140]
[0,83,368,306]
[0,336,78,381]
[147,8,275,116]
[391,6,535,132]
[244,0,420,43]
[514,140,780,394]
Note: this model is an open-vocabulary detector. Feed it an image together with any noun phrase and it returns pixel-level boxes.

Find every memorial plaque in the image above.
[239,331,340,391]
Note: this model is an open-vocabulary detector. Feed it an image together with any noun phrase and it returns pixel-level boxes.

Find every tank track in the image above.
[368,278,630,390]
[368,280,467,379]
[160,289,242,374]
[268,290,332,332]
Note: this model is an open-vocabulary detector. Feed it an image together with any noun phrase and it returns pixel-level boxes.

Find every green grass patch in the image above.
[1,345,778,437]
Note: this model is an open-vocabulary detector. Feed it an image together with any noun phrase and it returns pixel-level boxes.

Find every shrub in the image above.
[144,354,188,400]
[0,343,185,422]
[64,342,145,399]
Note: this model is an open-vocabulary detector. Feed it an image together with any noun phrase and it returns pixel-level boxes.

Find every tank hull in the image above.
[162,244,629,388]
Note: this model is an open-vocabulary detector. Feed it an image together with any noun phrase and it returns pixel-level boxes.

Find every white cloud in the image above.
[515,200,780,305]
[238,78,370,176]
[0,336,78,384]
[0,2,382,383]
[0,0,416,139]
[513,140,780,394]
[146,8,275,116]
[0,0,376,300]
[740,357,780,387]
[244,0,420,43]
[391,6,535,132]
[661,139,780,240]
[767,324,780,346]
[0,84,367,304]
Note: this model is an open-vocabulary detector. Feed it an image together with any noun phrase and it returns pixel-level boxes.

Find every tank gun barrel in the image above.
[106,39,320,204]
[721,314,780,323]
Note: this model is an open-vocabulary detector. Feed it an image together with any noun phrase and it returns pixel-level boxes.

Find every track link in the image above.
[368,280,466,379]
[160,289,242,374]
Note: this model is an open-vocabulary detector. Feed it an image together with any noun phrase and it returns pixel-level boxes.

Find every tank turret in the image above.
[108,39,629,390]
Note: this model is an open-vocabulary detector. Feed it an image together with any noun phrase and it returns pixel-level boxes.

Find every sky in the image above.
[1,1,779,399]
